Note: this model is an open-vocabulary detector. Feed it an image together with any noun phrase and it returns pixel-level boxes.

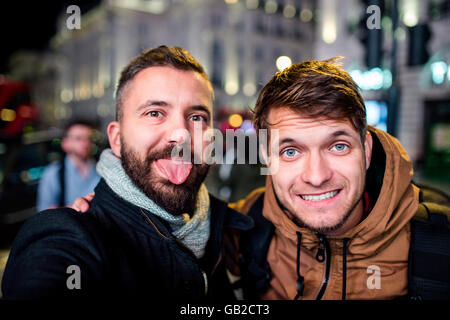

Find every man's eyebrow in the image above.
[329,129,356,139]
[279,137,296,145]
[190,105,212,118]
[136,101,212,118]
[136,100,169,113]
[278,129,356,146]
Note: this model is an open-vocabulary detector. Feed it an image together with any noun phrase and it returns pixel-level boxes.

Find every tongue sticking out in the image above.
[154,159,193,185]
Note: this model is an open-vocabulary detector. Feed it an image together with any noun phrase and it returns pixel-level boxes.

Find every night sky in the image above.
[0,0,100,73]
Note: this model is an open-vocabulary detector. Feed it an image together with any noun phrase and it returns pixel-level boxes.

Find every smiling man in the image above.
[233,58,450,300]
[2,46,252,300]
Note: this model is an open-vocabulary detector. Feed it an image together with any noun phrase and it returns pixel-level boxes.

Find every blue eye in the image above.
[331,144,348,152]
[282,149,299,158]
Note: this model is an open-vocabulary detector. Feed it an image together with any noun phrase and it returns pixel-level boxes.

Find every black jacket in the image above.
[2,179,253,301]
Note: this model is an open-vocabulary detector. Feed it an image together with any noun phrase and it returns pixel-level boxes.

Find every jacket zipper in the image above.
[140,208,210,295]
[315,234,331,300]
[211,250,222,276]
[174,237,208,295]
[202,270,208,295]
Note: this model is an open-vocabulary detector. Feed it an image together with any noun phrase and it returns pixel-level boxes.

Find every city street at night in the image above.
[0,0,449,308]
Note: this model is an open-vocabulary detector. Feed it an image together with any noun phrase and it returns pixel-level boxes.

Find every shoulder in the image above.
[25,207,95,230]
[11,208,103,257]
[414,185,450,222]
[228,187,265,215]
[40,161,62,180]
[2,208,105,299]
[45,161,62,172]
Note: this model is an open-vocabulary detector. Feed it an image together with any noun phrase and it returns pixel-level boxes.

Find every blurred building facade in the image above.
[50,0,316,133]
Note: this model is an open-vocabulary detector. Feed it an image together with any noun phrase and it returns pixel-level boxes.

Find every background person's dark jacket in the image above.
[2,179,253,300]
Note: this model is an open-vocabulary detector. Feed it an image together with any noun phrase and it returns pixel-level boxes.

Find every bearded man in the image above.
[2,46,252,300]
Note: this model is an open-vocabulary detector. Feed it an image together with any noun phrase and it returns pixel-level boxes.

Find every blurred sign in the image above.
[366,100,388,132]
[349,68,392,91]
[424,100,450,181]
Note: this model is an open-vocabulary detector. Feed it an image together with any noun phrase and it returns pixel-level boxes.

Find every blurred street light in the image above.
[431,61,448,85]
[228,113,243,128]
[300,9,313,22]
[283,5,296,19]
[246,0,258,9]
[265,0,277,14]
[400,0,419,27]
[243,83,256,96]
[60,89,73,103]
[276,56,292,71]
[225,81,239,95]
[1,109,16,122]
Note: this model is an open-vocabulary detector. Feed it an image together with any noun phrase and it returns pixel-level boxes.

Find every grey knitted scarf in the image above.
[96,149,211,258]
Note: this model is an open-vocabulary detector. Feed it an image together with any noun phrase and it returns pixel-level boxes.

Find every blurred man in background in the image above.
[36,119,100,211]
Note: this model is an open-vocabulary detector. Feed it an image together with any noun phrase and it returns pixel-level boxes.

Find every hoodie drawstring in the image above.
[342,238,350,300]
[294,231,305,300]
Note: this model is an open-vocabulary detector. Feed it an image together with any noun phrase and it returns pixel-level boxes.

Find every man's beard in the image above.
[120,139,210,216]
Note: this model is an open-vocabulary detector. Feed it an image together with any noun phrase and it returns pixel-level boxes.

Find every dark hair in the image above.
[252,57,367,142]
[115,45,212,122]
[63,118,97,136]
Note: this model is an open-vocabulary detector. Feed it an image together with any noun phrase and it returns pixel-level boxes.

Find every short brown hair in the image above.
[115,45,212,121]
[252,57,367,142]
[63,118,97,136]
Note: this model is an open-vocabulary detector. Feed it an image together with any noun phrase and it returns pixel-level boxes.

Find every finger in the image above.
[84,193,95,201]
[78,198,91,212]
[71,197,89,212]
[80,201,90,212]
[70,198,83,211]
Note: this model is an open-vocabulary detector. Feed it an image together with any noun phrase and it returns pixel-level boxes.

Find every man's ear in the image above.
[364,130,373,170]
[107,121,121,158]
[61,137,69,154]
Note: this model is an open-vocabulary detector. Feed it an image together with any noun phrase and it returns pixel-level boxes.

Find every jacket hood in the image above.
[263,126,419,251]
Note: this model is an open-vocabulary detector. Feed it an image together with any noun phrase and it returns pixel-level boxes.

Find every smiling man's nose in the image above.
[301,152,333,187]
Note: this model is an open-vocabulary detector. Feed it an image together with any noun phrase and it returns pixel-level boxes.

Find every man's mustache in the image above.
[145,144,202,166]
